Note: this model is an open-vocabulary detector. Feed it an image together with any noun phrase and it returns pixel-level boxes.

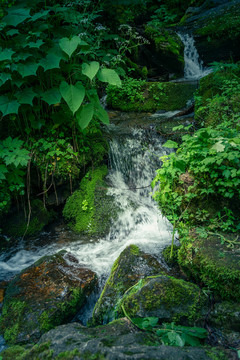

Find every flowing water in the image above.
[178,33,212,80]
[0,126,173,285]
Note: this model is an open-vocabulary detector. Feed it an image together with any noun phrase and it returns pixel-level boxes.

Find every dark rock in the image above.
[0,251,97,344]
[91,245,164,325]
[2,319,233,359]
[120,275,208,327]
[209,301,240,332]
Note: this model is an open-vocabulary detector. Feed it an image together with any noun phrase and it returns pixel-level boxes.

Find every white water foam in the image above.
[0,127,173,281]
[178,33,212,80]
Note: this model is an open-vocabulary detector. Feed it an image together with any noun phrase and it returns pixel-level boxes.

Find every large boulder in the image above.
[120,275,208,327]
[1,319,233,360]
[63,165,119,237]
[178,231,240,301]
[0,251,97,344]
[180,0,240,64]
[91,245,164,325]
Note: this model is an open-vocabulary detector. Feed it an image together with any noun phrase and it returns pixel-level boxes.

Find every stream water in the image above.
[0,31,210,347]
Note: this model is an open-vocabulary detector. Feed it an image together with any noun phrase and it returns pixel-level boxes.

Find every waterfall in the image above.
[178,33,212,80]
[0,127,173,283]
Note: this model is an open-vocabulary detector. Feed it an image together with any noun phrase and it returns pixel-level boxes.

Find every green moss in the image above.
[55,349,81,359]
[63,166,117,236]
[206,348,229,360]
[129,245,140,255]
[1,345,26,360]
[107,81,197,112]
[121,274,207,325]
[0,300,27,344]
[162,245,180,267]
[178,232,240,300]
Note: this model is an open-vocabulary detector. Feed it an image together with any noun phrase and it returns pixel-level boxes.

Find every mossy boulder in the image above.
[63,166,118,237]
[1,199,53,238]
[2,319,232,360]
[91,245,164,326]
[0,251,97,345]
[107,80,197,112]
[181,0,240,63]
[144,27,184,77]
[178,231,240,300]
[120,275,208,326]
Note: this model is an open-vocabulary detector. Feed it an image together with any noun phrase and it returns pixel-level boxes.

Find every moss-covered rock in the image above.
[120,274,208,326]
[178,231,240,300]
[91,245,164,326]
[1,199,53,238]
[107,80,197,112]
[4,319,232,360]
[0,251,97,345]
[144,27,184,76]
[63,166,118,237]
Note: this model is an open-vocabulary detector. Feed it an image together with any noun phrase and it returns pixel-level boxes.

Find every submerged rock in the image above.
[178,231,240,301]
[120,274,208,327]
[0,251,97,344]
[1,318,233,360]
[63,165,119,237]
[91,245,164,325]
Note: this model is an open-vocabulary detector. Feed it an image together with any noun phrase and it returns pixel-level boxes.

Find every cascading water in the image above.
[0,127,173,285]
[178,33,212,80]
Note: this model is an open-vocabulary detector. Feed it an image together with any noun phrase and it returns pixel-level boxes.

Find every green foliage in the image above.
[107,77,146,104]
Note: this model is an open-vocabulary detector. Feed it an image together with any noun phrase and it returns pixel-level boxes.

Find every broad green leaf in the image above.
[59,81,85,114]
[30,9,50,22]
[41,88,61,105]
[76,103,94,130]
[82,61,99,81]
[12,78,25,88]
[222,169,231,179]
[17,62,39,77]
[7,29,19,36]
[25,40,44,49]
[0,96,20,117]
[163,140,178,149]
[2,7,31,27]
[59,36,80,58]
[39,53,62,71]
[211,141,225,152]
[0,73,11,87]
[14,52,33,62]
[94,106,109,125]
[97,68,121,87]
[0,48,15,62]
[16,88,37,105]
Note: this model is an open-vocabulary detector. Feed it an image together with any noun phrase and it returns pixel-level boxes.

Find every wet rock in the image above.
[0,251,97,345]
[120,274,208,327]
[63,165,119,237]
[178,231,240,301]
[91,245,164,325]
[2,318,233,360]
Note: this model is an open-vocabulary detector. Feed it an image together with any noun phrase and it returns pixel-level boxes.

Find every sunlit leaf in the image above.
[82,61,99,81]
[163,140,178,149]
[211,141,225,152]
[97,68,121,86]
[59,36,80,58]
[76,103,94,130]
[59,81,85,114]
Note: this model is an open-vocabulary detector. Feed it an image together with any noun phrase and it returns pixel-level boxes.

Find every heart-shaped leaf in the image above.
[97,68,121,87]
[59,81,85,114]
[76,103,94,130]
[59,36,80,58]
[94,105,109,125]
[82,61,99,81]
